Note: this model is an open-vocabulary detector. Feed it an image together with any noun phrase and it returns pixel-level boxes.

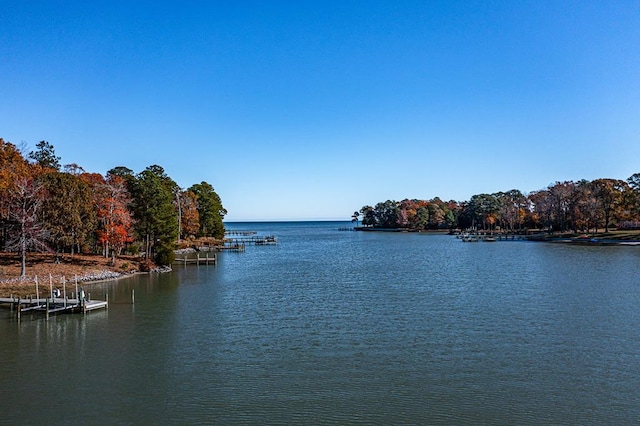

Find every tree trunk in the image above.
[21,237,26,277]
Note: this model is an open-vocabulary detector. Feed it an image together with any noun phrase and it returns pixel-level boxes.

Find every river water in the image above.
[1,221,639,424]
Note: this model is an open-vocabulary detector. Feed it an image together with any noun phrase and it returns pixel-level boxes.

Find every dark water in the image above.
[1,221,640,424]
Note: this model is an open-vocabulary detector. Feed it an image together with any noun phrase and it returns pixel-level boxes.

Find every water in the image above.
[1,221,640,424]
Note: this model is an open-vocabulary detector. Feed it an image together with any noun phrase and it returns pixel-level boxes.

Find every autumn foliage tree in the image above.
[178,189,200,239]
[5,178,49,276]
[95,174,134,264]
[0,139,32,246]
[360,175,640,233]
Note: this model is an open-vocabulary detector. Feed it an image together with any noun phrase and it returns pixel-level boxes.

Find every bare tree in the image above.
[5,178,49,277]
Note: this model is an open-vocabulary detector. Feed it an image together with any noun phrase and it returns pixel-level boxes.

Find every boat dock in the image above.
[173,253,218,265]
[217,235,276,251]
[220,241,246,251]
[0,296,108,319]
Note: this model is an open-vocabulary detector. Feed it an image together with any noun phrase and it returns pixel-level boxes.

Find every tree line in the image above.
[0,138,226,276]
[355,176,640,233]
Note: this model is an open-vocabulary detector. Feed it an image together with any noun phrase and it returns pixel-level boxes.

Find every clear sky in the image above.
[1,1,639,221]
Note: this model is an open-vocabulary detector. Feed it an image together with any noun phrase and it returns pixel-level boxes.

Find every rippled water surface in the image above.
[1,221,640,424]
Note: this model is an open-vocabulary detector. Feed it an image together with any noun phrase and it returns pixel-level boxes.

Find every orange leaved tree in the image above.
[96,174,134,264]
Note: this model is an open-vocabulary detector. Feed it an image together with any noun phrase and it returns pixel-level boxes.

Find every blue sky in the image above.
[1,1,639,220]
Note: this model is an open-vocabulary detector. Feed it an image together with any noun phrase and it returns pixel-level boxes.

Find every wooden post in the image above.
[17,298,21,320]
[131,289,135,304]
[49,274,53,301]
[105,293,109,309]
[75,276,79,306]
[63,276,67,308]
[46,298,49,320]
[35,275,39,304]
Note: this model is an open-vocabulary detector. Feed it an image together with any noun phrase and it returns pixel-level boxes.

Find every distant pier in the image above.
[225,230,257,236]
[455,231,526,242]
[225,235,277,245]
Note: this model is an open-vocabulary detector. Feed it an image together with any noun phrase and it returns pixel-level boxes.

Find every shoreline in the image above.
[0,251,175,297]
[354,227,451,233]
[359,226,640,245]
[0,268,172,298]
[540,237,640,246]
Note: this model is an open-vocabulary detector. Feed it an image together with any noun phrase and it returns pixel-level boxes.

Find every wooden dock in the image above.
[173,253,217,265]
[0,296,108,319]
[220,241,246,251]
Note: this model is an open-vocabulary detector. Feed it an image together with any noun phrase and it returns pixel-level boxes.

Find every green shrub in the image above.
[154,247,175,266]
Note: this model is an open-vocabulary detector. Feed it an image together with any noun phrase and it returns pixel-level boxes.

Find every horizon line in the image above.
[224,218,352,223]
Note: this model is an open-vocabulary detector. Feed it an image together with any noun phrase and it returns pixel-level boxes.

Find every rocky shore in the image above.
[0,270,123,285]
